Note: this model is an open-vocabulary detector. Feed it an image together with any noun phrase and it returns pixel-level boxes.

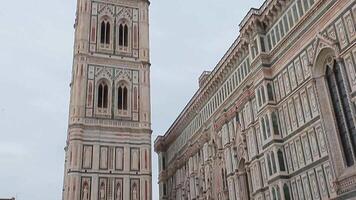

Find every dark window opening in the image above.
[98,82,108,109]
[267,83,274,101]
[267,154,272,175]
[118,85,128,111]
[277,149,286,171]
[100,21,110,45]
[272,112,280,135]
[100,21,105,44]
[326,62,356,166]
[283,184,291,200]
[118,87,123,110]
[119,23,129,47]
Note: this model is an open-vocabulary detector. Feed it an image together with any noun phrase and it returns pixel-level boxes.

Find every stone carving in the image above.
[132,183,138,200]
[99,182,106,200]
[116,183,122,200]
[82,182,89,200]
[96,67,113,80]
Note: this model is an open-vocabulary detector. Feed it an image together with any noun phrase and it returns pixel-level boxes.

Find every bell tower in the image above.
[62,0,151,199]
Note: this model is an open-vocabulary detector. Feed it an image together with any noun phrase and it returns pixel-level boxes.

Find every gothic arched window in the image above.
[100,20,111,44]
[118,84,128,111]
[326,61,356,166]
[267,83,274,101]
[119,23,129,47]
[98,82,109,108]
[283,184,291,200]
[277,149,286,171]
[272,112,280,135]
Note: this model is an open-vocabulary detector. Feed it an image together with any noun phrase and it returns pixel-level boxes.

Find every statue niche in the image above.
[82,181,90,200]
[116,182,122,200]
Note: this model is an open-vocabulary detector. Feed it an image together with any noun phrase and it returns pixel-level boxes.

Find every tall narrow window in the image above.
[124,25,128,47]
[267,154,272,176]
[267,83,274,101]
[100,20,111,44]
[103,84,108,108]
[98,82,109,109]
[283,184,291,200]
[118,87,123,110]
[117,84,129,111]
[119,24,124,46]
[266,115,271,137]
[123,87,128,110]
[277,149,286,171]
[101,21,105,44]
[105,23,110,44]
[119,23,129,47]
[261,86,266,103]
[262,117,267,140]
[272,112,280,135]
[326,62,356,166]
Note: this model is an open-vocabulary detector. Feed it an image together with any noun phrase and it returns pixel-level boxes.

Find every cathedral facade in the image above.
[62,0,152,200]
[155,0,356,199]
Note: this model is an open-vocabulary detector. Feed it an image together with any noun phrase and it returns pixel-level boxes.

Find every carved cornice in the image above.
[240,0,291,38]
[154,0,313,151]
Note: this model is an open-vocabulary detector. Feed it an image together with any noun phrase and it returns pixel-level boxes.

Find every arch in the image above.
[118,19,130,48]
[267,83,274,101]
[100,21,106,44]
[313,46,356,168]
[119,24,124,46]
[100,16,111,45]
[236,158,250,200]
[277,149,286,171]
[124,24,129,47]
[97,80,109,109]
[106,23,110,44]
[117,81,130,111]
[312,47,337,78]
[283,183,291,200]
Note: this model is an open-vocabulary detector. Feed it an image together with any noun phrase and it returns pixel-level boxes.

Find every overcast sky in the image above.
[0,0,263,199]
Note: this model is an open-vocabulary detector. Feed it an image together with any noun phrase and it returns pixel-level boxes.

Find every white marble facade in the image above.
[155,0,356,199]
[62,0,152,200]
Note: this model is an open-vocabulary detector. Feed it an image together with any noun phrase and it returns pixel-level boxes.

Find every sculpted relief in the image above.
[81,178,91,200]
[131,179,140,200]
